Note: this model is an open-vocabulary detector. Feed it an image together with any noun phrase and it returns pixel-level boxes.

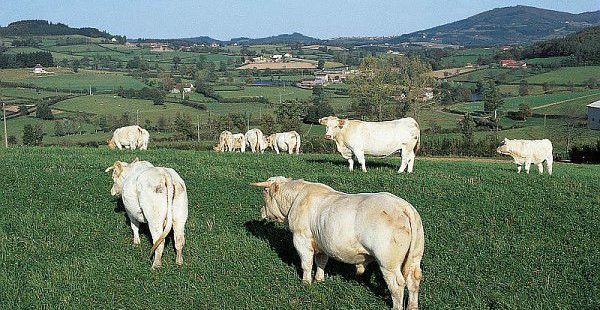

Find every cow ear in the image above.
[318,117,327,125]
[104,165,114,173]
[337,119,346,128]
[251,181,273,188]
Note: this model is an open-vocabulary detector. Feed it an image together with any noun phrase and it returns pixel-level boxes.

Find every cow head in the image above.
[105,161,129,197]
[496,138,512,155]
[107,138,116,150]
[319,116,348,140]
[251,176,291,223]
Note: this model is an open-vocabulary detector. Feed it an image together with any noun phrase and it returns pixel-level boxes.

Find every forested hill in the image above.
[387,5,600,46]
[0,20,122,40]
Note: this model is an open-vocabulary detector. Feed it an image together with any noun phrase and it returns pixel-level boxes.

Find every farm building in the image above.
[33,64,47,74]
[587,100,600,130]
[500,59,527,68]
[171,83,194,93]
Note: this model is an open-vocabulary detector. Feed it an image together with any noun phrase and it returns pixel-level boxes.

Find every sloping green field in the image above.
[0,148,598,309]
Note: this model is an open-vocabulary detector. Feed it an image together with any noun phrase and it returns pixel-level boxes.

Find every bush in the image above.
[569,141,600,164]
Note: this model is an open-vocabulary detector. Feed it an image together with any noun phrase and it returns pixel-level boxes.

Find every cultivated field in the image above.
[1,147,598,308]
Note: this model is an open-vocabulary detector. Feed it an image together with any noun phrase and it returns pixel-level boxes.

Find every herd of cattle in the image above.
[105,116,555,309]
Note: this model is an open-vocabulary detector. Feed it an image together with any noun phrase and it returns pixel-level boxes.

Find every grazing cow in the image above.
[214,130,234,152]
[105,159,188,269]
[252,177,424,310]
[266,131,301,154]
[496,138,553,174]
[245,128,267,153]
[231,133,246,152]
[319,116,420,173]
[108,125,150,150]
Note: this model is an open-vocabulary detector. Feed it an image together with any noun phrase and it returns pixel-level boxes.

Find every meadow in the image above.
[524,66,600,86]
[0,147,598,309]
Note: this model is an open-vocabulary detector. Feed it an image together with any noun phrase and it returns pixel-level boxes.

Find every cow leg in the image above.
[173,221,185,266]
[293,235,314,283]
[274,145,280,154]
[149,223,166,270]
[517,165,522,173]
[130,218,141,245]
[116,141,123,150]
[546,159,553,175]
[347,158,354,171]
[525,160,532,174]
[403,264,422,310]
[314,253,329,283]
[380,266,406,310]
[399,150,409,173]
[407,150,416,173]
[288,144,293,155]
[354,150,367,172]
[537,163,544,174]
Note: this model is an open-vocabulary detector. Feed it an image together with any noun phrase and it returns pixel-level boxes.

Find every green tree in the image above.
[542,82,551,93]
[518,80,529,96]
[259,113,277,134]
[54,120,65,136]
[19,105,29,116]
[483,81,504,113]
[172,56,181,70]
[96,115,109,132]
[517,103,532,120]
[157,115,169,132]
[317,59,325,70]
[276,100,304,133]
[459,113,475,147]
[348,55,432,121]
[36,102,53,120]
[22,124,43,146]
[173,112,194,139]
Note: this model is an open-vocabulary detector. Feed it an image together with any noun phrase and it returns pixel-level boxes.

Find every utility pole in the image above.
[3,102,7,148]
[246,111,250,132]
[136,110,139,125]
[89,85,92,96]
[197,116,200,142]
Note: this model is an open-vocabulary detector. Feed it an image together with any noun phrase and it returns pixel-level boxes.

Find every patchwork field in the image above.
[0,148,598,309]
[524,66,600,86]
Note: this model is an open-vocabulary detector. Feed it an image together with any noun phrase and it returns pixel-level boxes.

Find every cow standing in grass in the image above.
[266,131,301,154]
[231,133,246,152]
[319,116,420,173]
[496,138,553,174]
[214,130,234,152]
[252,177,424,310]
[108,125,150,150]
[105,159,188,269]
[245,128,267,153]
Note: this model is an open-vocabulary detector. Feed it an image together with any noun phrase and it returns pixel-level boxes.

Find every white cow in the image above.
[214,130,234,152]
[496,138,553,174]
[319,116,420,173]
[252,177,424,310]
[105,159,188,269]
[108,125,150,150]
[266,131,301,154]
[245,128,267,153]
[231,133,246,152]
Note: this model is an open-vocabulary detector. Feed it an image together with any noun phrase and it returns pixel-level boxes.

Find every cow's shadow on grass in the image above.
[113,199,166,248]
[244,220,389,304]
[305,158,400,171]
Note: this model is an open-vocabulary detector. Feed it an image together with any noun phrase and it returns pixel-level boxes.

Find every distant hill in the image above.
[519,25,600,64]
[386,5,600,46]
[174,32,321,45]
[0,20,121,39]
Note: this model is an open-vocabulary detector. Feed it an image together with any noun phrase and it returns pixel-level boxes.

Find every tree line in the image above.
[0,51,54,69]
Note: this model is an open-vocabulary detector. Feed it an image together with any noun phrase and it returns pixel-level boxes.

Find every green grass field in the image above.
[0,147,598,308]
[216,85,312,102]
[451,90,600,112]
[0,68,147,91]
[525,66,600,86]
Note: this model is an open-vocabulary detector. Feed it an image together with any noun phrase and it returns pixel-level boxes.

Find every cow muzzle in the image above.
[324,135,333,140]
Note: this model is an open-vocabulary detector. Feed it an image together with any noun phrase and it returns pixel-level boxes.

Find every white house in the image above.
[587,100,600,130]
[171,83,194,94]
[33,64,47,74]
[111,37,118,43]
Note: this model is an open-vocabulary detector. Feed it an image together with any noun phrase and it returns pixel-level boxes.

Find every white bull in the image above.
[108,125,150,150]
[214,130,234,152]
[319,116,420,173]
[231,133,246,152]
[266,131,301,154]
[105,159,188,269]
[252,177,424,310]
[245,128,267,153]
[496,138,553,174]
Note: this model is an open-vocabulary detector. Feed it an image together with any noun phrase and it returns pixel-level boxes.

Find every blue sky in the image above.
[1,1,598,39]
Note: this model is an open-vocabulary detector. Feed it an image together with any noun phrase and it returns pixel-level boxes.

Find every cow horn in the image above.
[104,166,114,173]
[250,181,273,188]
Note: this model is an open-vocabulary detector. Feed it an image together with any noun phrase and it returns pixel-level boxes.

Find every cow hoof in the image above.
[315,277,324,283]
[151,263,162,270]
[176,258,183,266]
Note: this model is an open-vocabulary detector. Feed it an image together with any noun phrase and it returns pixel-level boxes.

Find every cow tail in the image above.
[150,173,175,256]
[414,122,421,154]
[294,132,301,154]
[400,205,424,285]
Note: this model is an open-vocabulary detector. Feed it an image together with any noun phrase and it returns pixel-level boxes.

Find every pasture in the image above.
[524,66,600,86]
[0,147,598,309]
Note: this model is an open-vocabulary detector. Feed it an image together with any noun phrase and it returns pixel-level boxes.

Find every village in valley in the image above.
[1,2,599,309]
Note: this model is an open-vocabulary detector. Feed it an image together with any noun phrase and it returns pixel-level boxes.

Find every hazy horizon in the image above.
[1,1,598,40]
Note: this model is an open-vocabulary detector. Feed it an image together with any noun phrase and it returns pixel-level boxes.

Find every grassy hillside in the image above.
[1,148,598,308]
